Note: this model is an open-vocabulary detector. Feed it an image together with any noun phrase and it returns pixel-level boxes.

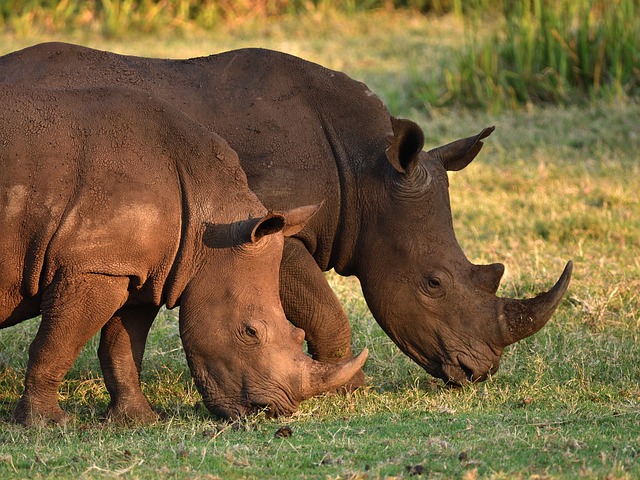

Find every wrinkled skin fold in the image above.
[0,44,571,389]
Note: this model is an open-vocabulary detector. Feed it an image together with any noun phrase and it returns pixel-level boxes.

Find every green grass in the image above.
[3,1,638,110]
[412,0,640,111]
[0,0,460,38]
[2,9,640,480]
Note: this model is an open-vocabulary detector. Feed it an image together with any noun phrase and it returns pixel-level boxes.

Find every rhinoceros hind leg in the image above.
[279,240,365,392]
[12,273,129,426]
[99,305,160,425]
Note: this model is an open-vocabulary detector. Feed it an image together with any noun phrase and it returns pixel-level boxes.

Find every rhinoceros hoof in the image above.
[104,402,159,425]
[12,398,72,426]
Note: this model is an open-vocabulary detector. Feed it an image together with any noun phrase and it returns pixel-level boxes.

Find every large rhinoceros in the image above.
[0,83,367,425]
[0,43,571,389]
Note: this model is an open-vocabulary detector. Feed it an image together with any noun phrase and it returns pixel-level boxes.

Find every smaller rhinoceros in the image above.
[0,84,367,425]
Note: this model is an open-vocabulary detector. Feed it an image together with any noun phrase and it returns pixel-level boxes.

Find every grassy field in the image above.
[1,7,640,479]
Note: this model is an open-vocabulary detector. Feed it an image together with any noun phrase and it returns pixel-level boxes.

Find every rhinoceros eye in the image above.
[420,274,445,299]
[240,323,263,346]
[245,325,258,337]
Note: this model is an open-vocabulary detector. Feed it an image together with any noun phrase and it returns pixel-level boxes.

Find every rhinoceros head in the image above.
[179,205,368,418]
[354,118,572,386]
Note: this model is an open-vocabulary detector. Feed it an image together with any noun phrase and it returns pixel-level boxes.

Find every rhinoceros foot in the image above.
[104,398,159,425]
[12,396,73,426]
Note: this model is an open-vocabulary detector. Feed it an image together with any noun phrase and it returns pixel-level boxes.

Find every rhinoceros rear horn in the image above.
[301,348,369,399]
[500,261,573,346]
[430,126,495,172]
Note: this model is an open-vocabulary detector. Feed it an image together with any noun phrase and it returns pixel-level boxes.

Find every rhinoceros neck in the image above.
[316,117,368,275]
[162,134,266,309]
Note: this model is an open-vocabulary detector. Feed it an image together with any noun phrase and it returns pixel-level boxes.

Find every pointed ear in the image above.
[429,126,495,171]
[385,117,425,174]
[250,213,286,243]
[250,204,321,242]
[278,203,321,237]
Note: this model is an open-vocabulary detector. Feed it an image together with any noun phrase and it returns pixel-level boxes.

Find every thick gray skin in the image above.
[0,43,571,388]
[0,84,367,425]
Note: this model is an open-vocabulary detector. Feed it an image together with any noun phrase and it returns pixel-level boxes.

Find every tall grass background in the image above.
[430,0,640,110]
[2,0,638,111]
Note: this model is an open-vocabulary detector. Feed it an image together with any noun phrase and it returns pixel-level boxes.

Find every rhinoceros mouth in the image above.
[440,363,474,387]
[241,398,296,418]
[440,354,501,387]
[457,360,477,384]
[242,401,271,417]
[204,401,243,420]
[201,397,270,419]
[402,336,499,386]
[241,385,300,418]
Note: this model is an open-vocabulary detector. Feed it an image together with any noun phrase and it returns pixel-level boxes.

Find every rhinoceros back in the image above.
[0,84,200,320]
[0,43,392,269]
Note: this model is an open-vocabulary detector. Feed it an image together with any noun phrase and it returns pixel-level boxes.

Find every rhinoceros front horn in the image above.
[301,348,369,398]
[499,261,573,346]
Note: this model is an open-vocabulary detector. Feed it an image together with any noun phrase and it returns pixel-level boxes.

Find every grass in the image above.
[1,8,640,480]
[433,0,640,111]
[3,1,638,110]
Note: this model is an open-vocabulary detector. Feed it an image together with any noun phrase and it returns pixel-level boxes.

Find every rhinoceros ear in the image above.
[429,126,495,171]
[385,117,425,174]
[279,204,321,237]
[250,204,321,242]
[250,213,286,243]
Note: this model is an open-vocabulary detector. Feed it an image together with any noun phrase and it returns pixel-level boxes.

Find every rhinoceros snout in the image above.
[442,364,475,387]
[440,352,502,387]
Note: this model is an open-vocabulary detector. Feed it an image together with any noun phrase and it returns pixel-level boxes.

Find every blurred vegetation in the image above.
[0,0,472,36]
[427,0,640,111]
[2,0,638,111]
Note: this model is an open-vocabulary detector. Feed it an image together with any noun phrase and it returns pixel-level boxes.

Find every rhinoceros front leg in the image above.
[98,305,159,424]
[279,239,365,391]
[12,273,129,426]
